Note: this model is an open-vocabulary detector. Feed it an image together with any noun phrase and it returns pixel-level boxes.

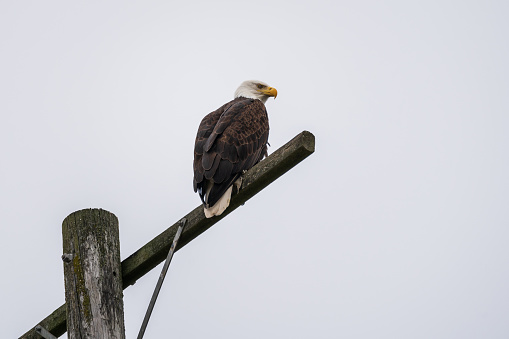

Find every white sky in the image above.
[2,1,509,338]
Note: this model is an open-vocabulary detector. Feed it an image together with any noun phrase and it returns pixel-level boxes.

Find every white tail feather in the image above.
[204,186,233,218]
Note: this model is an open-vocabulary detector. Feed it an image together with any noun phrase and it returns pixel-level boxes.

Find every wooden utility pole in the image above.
[62,209,125,339]
[20,130,315,338]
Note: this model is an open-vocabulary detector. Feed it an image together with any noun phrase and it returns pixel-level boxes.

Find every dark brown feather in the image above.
[213,159,234,183]
[193,97,269,207]
[201,152,218,171]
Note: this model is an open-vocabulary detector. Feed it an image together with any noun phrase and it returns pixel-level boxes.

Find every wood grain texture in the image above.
[62,209,125,339]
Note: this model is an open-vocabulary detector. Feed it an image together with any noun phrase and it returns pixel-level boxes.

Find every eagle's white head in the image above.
[234,80,278,104]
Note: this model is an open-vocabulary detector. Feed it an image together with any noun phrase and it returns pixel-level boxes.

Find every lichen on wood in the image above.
[62,209,125,339]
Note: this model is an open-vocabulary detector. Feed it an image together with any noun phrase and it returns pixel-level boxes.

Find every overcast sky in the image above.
[2,1,509,338]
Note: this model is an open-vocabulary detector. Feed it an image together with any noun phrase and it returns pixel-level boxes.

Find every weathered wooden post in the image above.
[62,208,125,339]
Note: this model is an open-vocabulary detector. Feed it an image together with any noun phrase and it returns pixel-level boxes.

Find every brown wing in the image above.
[193,97,269,207]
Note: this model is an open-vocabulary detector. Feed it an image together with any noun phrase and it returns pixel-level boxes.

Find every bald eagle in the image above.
[193,80,278,218]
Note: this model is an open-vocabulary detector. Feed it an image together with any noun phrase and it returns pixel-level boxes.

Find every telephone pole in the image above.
[62,209,125,339]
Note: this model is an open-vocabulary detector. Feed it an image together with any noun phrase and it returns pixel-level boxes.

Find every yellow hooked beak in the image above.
[260,86,278,99]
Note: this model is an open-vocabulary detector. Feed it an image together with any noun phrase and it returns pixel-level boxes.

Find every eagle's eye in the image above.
[257,84,264,89]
